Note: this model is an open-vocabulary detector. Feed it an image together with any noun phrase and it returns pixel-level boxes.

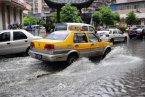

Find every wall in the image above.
[0,6,2,30]
[10,6,14,25]
[16,9,20,24]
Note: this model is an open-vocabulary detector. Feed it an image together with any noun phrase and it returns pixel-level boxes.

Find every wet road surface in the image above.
[0,39,145,97]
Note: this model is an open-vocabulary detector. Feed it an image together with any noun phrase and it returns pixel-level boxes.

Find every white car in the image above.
[0,29,42,55]
[97,28,127,43]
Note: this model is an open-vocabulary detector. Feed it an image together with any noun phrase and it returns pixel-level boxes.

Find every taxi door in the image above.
[87,33,103,57]
[73,33,91,57]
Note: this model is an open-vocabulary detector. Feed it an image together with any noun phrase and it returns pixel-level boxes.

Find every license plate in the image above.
[35,54,42,59]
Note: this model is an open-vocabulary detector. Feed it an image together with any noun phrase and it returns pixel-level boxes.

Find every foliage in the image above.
[23,16,38,26]
[126,11,138,25]
[118,25,127,32]
[113,12,120,22]
[60,3,82,22]
[51,12,57,23]
[38,19,45,26]
[92,11,102,26]
[92,6,120,28]
[23,16,30,26]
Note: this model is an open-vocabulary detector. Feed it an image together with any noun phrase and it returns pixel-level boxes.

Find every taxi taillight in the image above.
[30,42,35,48]
[44,44,54,50]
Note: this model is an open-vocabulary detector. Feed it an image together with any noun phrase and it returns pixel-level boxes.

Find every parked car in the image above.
[54,23,96,33]
[141,27,145,37]
[0,29,42,55]
[127,25,145,31]
[29,31,113,65]
[97,28,127,43]
[129,26,145,39]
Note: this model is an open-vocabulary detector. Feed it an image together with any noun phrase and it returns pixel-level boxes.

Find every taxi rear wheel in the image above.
[103,48,111,58]
[67,54,78,65]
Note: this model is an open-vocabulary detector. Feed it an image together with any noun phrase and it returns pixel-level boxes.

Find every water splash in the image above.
[57,46,143,75]
[100,46,143,66]
[57,58,96,75]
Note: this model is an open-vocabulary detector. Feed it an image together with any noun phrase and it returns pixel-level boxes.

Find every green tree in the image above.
[51,12,57,23]
[113,12,120,22]
[92,11,102,26]
[126,11,138,25]
[23,16,38,26]
[30,16,38,25]
[100,6,114,27]
[23,16,30,26]
[92,11,102,30]
[60,3,82,22]
[38,19,45,26]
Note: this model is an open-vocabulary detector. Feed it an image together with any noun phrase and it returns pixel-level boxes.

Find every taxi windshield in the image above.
[47,32,69,40]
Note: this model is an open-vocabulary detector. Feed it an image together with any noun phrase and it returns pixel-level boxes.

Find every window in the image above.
[118,30,123,34]
[134,5,139,9]
[74,33,88,43]
[55,24,67,31]
[113,30,117,34]
[13,31,27,40]
[81,26,88,31]
[89,26,95,32]
[88,33,99,42]
[0,32,10,42]
[48,32,69,40]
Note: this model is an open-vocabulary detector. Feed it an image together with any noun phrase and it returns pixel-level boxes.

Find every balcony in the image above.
[0,0,31,10]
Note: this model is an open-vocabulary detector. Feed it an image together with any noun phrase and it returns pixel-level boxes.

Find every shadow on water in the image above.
[0,53,28,59]
[37,61,69,73]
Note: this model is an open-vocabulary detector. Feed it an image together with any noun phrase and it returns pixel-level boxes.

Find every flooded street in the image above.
[0,39,145,97]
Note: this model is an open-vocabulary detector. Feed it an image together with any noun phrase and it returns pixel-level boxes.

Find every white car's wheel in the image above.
[123,37,127,42]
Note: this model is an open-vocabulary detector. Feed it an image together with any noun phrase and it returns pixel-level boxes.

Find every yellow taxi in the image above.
[29,31,113,65]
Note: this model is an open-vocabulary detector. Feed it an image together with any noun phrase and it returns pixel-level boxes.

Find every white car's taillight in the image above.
[30,42,35,48]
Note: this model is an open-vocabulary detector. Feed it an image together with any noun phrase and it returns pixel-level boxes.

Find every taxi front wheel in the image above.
[67,54,78,65]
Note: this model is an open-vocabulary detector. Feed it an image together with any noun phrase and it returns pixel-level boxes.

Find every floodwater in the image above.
[0,39,145,97]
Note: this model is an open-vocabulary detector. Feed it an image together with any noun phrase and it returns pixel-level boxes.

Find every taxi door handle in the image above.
[25,40,28,42]
[75,45,79,47]
[91,44,94,46]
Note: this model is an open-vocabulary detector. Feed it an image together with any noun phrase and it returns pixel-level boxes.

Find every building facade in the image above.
[82,0,111,13]
[110,0,145,25]
[28,0,50,19]
[0,0,31,30]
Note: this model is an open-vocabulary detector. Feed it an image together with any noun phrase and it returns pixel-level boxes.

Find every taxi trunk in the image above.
[31,39,64,51]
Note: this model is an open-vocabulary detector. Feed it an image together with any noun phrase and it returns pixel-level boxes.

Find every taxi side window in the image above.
[88,33,99,42]
[74,33,88,43]
[0,32,10,42]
